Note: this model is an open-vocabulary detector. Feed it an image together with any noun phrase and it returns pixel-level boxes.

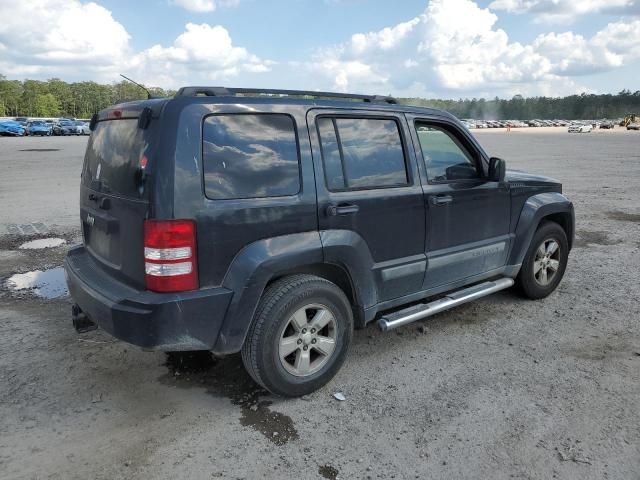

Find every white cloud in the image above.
[0,0,638,98]
[127,23,272,88]
[0,1,269,88]
[170,0,239,13]
[488,0,639,24]
[305,0,640,97]
[0,0,130,77]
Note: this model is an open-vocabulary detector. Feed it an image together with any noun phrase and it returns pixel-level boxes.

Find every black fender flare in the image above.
[212,230,378,354]
[319,229,378,310]
[508,192,575,266]
[213,231,323,354]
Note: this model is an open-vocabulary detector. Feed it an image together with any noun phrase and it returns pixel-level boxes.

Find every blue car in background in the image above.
[26,120,52,136]
[0,120,26,136]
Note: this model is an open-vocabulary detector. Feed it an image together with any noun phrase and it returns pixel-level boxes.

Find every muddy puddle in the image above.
[608,210,640,223]
[574,230,622,248]
[162,352,299,446]
[19,238,66,249]
[5,267,68,299]
[318,464,339,479]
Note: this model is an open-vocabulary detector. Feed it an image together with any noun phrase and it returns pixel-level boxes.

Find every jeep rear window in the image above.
[82,119,147,198]
[202,114,300,200]
[317,117,408,190]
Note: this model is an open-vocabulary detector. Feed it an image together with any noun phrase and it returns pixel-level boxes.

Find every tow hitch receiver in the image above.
[72,304,98,333]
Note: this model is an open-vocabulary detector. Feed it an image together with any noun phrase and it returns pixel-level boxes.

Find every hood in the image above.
[505,170,561,187]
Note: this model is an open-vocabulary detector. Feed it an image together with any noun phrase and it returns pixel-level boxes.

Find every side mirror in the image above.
[488,157,506,182]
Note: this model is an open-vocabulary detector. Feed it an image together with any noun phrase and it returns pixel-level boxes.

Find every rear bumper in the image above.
[64,245,233,351]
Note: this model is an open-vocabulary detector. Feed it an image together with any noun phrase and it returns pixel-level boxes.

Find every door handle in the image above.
[327,203,360,216]
[430,195,453,206]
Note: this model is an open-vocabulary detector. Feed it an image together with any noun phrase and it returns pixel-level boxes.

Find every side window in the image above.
[317,117,408,190]
[202,114,300,200]
[317,118,345,191]
[415,124,479,182]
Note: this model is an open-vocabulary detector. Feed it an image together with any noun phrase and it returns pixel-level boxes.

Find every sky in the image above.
[0,0,639,99]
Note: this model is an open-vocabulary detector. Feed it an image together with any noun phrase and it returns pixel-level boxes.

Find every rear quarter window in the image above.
[202,114,301,200]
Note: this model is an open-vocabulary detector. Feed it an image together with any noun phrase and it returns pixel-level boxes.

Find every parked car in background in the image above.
[600,121,615,129]
[53,119,76,136]
[15,120,28,134]
[26,120,52,136]
[627,123,640,131]
[74,121,90,135]
[0,120,26,136]
[568,123,593,133]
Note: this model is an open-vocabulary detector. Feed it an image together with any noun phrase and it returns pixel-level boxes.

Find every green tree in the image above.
[33,93,61,117]
[0,75,23,116]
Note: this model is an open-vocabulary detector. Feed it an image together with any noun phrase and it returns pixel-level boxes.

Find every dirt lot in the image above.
[1,128,639,479]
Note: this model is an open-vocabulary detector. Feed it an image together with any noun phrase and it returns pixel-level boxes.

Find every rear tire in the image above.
[516,221,569,299]
[241,274,353,397]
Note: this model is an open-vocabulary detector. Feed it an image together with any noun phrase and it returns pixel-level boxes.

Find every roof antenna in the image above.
[120,74,153,99]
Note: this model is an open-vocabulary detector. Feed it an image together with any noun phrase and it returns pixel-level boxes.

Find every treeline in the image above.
[0,75,175,118]
[2,75,640,120]
[399,91,640,120]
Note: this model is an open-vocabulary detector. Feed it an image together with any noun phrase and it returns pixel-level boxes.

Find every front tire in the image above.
[241,274,353,397]
[517,221,569,299]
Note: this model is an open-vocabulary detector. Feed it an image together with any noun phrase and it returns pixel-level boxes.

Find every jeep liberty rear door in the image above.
[307,109,426,303]
[80,109,154,288]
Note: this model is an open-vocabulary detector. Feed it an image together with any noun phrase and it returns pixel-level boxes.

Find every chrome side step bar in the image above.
[378,277,515,332]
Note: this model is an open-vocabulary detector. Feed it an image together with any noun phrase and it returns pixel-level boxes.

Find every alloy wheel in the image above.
[278,303,337,377]
[533,238,561,286]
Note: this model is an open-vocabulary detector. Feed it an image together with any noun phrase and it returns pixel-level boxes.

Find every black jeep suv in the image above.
[65,87,574,396]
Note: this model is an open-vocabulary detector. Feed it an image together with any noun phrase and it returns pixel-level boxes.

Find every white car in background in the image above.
[73,121,90,135]
[568,123,593,133]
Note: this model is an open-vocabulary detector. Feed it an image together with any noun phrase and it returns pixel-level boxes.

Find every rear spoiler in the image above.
[90,98,168,131]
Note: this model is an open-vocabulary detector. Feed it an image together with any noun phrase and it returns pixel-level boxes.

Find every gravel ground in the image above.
[1,129,639,479]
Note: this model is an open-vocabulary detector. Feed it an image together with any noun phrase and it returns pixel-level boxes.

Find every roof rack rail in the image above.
[174,86,397,104]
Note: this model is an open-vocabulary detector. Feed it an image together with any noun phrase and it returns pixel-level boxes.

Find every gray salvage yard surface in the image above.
[1,130,639,479]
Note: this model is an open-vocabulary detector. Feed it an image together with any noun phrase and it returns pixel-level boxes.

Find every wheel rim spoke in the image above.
[294,349,311,374]
[534,260,543,274]
[290,308,308,332]
[547,259,560,272]
[311,309,333,330]
[536,244,546,258]
[546,241,559,255]
[539,267,548,284]
[313,336,336,357]
[279,336,299,358]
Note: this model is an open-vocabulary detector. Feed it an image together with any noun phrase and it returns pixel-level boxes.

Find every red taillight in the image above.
[144,220,198,292]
